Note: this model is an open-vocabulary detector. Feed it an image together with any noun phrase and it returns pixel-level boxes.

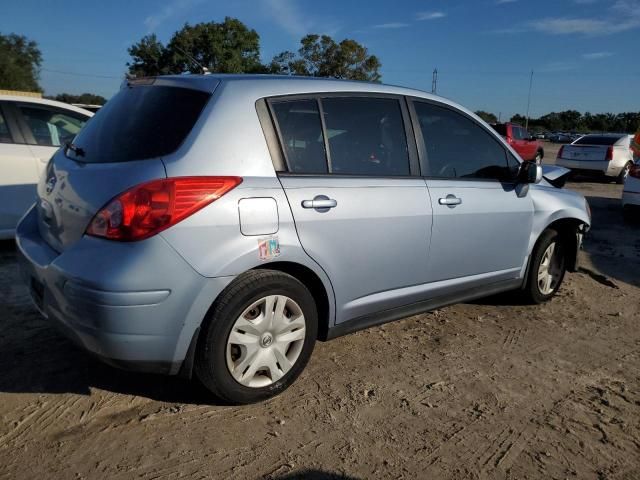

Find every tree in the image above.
[270,34,381,82]
[50,93,107,105]
[510,114,527,125]
[128,34,168,77]
[127,18,264,76]
[475,110,497,123]
[0,33,42,92]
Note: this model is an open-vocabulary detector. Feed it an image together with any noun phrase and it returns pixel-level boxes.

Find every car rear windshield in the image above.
[573,135,624,146]
[66,85,211,163]
[491,124,507,136]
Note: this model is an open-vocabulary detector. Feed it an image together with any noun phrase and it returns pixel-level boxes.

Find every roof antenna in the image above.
[173,46,210,75]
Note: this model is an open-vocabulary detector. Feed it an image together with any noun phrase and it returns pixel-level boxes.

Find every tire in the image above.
[195,269,318,405]
[522,228,567,304]
[616,162,632,184]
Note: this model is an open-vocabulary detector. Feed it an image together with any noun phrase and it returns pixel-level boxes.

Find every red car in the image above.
[491,122,544,164]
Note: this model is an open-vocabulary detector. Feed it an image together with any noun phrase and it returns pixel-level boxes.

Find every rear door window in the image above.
[18,105,88,147]
[67,85,211,163]
[321,97,410,176]
[270,99,328,174]
[414,101,510,181]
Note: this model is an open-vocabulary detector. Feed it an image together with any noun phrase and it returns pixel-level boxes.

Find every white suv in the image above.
[0,95,92,238]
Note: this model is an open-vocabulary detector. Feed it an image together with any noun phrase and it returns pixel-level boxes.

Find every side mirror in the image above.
[518,161,542,184]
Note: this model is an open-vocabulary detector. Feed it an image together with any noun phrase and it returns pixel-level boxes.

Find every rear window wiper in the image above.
[65,142,85,157]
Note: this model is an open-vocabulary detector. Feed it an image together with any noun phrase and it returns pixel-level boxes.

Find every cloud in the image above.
[143,0,202,32]
[263,0,340,38]
[416,11,447,20]
[497,0,640,36]
[582,51,614,59]
[372,22,410,29]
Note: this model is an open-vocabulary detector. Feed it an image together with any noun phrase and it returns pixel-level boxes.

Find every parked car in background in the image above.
[16,75,590,404]
[556,134,634,184]
[490,122,544,163]
[0,95,92,239]
[549,132,573,144]
[622,160,640,221]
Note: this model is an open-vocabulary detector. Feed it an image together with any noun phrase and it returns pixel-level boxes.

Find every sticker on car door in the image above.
[258,236,280,260]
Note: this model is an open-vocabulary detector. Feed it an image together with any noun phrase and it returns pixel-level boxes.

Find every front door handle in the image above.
[301,195,337,211]
[438,195,462,207]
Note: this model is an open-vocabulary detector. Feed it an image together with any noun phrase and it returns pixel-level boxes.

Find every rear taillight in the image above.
[557,146,564,159]
[630,164,640,179]
[86,176,242,241]
[606,146,614,161]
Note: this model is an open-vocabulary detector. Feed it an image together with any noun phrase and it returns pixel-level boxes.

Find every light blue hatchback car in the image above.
[16,75,590,404]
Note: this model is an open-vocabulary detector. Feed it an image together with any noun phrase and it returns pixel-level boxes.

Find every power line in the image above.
[41,68,122,79]
[525,69,534,130]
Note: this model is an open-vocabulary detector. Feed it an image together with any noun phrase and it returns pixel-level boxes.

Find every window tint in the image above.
[321,97,409,176]
[271,100,328,174]
[512,126,523,140]
[0,110,11,143]
[67,86,210,163]
[19,106,88,147]
[414,102,510,180]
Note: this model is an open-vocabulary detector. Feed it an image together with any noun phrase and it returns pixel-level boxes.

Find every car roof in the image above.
[0,95,94,117]
[146,73,475,118]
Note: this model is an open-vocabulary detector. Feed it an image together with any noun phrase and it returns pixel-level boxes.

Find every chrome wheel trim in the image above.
[226,295,306,388]
[537,242,562,295]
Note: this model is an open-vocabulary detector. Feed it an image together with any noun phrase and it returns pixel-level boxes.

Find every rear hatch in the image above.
[559,135,623,162]
[36,77,218,252]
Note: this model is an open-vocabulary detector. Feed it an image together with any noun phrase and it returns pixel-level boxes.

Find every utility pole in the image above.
[432,68,438,94]
[525,69,534,130]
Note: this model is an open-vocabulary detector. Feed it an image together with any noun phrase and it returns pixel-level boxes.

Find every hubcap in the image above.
[537,242,563,295]
[226,295,306,388]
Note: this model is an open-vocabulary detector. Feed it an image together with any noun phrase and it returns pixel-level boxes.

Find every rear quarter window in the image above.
[574,136,623,146]
[67,85,211,163]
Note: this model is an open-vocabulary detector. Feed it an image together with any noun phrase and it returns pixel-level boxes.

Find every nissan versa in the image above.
[16,75,591,404]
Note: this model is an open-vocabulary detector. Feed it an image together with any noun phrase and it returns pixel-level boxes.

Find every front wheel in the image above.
[195,270,318,404]
[522,228,567,304]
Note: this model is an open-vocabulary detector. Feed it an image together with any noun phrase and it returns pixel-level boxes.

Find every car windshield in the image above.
[66,85,211,163]
[574,135,624,146]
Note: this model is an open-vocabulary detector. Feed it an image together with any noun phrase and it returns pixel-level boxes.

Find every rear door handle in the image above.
[438,195,462,207]
[301,195,337,211]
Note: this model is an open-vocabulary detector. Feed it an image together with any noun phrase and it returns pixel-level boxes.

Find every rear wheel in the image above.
[195,270,318,404]
[522,229,567,304]
[616,162,632,184]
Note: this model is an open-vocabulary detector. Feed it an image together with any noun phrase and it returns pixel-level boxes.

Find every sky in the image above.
[2,0,638,119]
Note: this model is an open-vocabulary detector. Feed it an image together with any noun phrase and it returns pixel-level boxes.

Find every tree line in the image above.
[475,110,640,134]
[1,19,637,134]
[126,17,381,81]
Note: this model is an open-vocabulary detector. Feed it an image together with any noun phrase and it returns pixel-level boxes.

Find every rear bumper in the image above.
[16,206,234,374]
[555,158,622,177]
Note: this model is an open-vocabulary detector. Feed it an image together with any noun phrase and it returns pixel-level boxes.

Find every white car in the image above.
[556,134,634,184]
[0,95,92,239]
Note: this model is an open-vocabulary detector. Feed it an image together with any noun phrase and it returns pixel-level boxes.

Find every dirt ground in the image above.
[0,147,638,479]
